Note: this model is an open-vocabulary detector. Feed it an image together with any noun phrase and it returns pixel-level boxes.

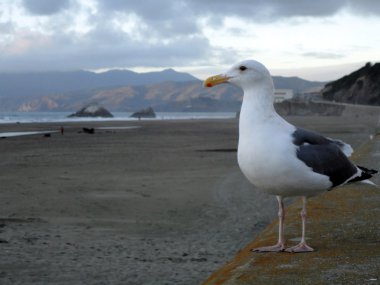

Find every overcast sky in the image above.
[1,0,380,81]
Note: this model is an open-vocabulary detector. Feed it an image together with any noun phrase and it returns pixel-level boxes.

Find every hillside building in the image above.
[274,89,294,103]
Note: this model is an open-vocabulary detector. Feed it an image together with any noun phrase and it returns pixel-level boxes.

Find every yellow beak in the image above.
[203,74,230,88]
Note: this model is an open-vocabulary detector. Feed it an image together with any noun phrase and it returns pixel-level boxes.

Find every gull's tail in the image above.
[350,165,378,187]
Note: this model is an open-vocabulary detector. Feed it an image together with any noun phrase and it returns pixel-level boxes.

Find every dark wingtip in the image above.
[358,165,378,175]
[347,165,378,184]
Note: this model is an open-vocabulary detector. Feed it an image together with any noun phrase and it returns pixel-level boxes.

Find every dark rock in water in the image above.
[83,128,95,134]
[0,238,9,244]
[130,107,156,118]
[68,104,113,118]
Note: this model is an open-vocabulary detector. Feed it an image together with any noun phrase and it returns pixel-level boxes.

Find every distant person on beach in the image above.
[60,126,64,135]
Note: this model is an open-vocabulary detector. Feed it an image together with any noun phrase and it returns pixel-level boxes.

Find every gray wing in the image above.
[292,128,358,187]
[293,128,353,156]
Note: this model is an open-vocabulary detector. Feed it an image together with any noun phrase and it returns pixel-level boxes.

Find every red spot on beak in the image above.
[206,83,213,87]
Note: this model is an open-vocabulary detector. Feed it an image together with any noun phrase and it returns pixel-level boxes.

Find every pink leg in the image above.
[252,196,285,252]
[285,196,314,253]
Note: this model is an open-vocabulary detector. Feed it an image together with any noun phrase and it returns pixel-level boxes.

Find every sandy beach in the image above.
[0,116,379,284]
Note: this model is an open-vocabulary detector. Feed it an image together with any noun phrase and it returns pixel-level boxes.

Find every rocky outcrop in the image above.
[321,62,380,105]
[130,107,156,118]
[68,104,113,118]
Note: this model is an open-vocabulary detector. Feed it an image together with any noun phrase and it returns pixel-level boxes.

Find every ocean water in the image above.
[0,111,236,124]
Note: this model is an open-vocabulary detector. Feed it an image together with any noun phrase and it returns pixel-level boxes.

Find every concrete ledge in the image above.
[203,136,380,285]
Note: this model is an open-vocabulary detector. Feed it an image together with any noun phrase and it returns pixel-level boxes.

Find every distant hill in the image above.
[0,69,198,99]
[0,69,325,112]
[321,62,380,105]
[271,76,324,93]
[14,81,241,112]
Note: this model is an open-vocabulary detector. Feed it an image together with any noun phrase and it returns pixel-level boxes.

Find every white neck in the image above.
[238,81,292,138]
[240,82,275,119]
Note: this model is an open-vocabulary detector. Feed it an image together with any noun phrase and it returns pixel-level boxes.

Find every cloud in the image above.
[0,21,14,34]
[97,0,200,37]
[188,0,346,21]
[347,0,380,16]
[97,0,348,27]
[1,0,379,73]
[0,23,212,72]
[22,0,71,15]
[1,0,215,72]
[301,51,345,60]
[2,29,51,55]
[190,0,380,19]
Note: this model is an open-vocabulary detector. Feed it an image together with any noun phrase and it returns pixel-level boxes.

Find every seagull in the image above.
[204,60,377,253]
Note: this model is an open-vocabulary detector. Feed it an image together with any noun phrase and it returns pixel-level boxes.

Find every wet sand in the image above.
[0,116,379,284]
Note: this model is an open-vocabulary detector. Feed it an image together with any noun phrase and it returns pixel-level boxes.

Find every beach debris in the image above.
[83,127,95,134]
[0,131,59,138]
[130,106,156,119]
[68,104,113,118]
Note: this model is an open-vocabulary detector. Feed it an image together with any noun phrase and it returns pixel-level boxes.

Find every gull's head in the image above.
[204,60,272,90]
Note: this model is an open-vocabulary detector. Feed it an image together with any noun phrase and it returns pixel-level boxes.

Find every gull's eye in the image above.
[239,66,247,71]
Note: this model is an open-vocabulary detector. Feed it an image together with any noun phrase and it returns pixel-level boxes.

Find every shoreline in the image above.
[0,111,237,125]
